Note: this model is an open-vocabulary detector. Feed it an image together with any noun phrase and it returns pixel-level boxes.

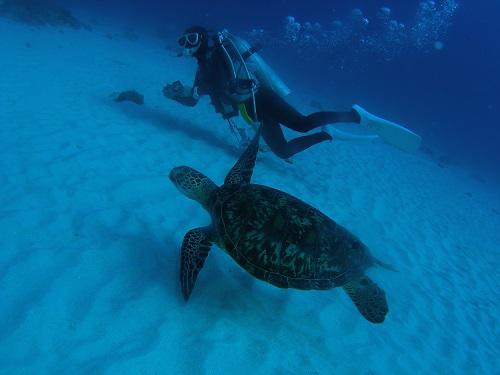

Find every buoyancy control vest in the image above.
[209,30,291,122]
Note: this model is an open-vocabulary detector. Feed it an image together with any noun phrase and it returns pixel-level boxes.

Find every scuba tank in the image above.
[224,32,291,98]
[213,30,291,123]
[215,31,257,105]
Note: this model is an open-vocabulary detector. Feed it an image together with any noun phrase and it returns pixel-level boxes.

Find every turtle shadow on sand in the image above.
[92,217,176,299]
[175,252,341,361]
[185,257,308,337]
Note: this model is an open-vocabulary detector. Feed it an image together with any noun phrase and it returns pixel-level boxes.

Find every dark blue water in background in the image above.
[70,0,500,182]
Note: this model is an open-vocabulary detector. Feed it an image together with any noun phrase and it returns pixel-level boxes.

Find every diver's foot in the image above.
[320,130,333,142]
[320,126,333,140]
[352,104,421,152]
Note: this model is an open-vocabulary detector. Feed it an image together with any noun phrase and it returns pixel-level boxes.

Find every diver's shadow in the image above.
[108,99,241,158]
[105,98,288,172]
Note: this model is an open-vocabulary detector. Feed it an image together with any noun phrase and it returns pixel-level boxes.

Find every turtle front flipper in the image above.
[224,125,262,186]
[180,227,214,301]
[343,277,388,323]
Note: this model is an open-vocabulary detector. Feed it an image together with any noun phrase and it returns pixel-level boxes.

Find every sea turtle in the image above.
[169,127,393,323]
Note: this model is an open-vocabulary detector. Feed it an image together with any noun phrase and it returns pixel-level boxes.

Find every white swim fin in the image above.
[352,105,422,152]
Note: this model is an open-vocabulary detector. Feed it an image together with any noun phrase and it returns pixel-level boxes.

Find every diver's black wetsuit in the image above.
[187,37,360,159]
[251,87,359,159]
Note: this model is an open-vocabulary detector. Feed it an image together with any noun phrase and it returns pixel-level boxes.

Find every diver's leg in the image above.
[260,90,360,132]
[261,118,292,159]
[286,132,332,157]
[298,110,361,131]
[262,117,332,159]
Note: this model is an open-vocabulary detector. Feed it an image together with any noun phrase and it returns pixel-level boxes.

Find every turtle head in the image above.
[169,166,217,208]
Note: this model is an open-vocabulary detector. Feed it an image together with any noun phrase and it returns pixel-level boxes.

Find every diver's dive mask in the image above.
[178,32,201,56]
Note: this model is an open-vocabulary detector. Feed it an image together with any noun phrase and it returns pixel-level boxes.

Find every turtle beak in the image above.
[169,166,194,193]
[168,168,175,182]
[168,166,216,207]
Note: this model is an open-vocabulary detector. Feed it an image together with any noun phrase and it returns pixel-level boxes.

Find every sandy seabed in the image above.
[0,17,499,375]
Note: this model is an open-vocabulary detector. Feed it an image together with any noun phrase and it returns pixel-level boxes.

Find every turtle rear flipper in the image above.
[180,227,214,301]
[343,277,388,324]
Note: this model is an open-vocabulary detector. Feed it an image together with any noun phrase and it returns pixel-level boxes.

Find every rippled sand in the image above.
[0,17,499,375]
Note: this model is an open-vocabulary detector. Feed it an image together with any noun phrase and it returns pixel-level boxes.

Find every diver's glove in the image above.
[163,80,198,106]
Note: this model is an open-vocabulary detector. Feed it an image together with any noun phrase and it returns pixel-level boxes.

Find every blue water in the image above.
[1,1,499,374]
[75,0,500,180]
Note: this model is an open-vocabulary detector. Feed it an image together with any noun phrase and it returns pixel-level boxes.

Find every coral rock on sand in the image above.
[112,90,145,105]
[0,0,82,28]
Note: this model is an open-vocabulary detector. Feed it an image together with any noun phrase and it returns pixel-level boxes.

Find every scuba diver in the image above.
[163,26,421,160]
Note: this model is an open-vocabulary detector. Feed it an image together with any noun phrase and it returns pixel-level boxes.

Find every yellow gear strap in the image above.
[238,103,255,127]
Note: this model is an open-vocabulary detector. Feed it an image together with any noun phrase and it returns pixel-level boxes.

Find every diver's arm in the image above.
[163,80,199,106]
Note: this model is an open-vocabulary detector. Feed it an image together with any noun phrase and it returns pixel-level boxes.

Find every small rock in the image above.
[0,0,83,28]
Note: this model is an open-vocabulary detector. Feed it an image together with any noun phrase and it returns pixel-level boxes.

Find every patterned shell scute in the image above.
[211,184,366,289]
